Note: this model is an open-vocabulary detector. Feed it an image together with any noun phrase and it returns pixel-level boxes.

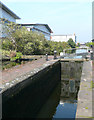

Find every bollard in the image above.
[60,52,64,58]
[90,52,93,60]
[46,54,48,61]
[88,49,90,53]
[54,50,57,59]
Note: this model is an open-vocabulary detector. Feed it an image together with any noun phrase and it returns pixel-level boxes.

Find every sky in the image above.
[1,0,93,43]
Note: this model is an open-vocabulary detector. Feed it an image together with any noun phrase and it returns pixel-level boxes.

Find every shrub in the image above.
[2,20,75,55]
[10,52,22,61]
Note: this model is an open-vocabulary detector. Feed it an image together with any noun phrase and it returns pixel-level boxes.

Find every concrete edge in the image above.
[76,61,93,118]
[0,59,60,94]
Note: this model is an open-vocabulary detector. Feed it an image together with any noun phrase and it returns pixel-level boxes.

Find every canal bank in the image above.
[0,57,93,119]
[1,59,61,118]
[76,60,93,118]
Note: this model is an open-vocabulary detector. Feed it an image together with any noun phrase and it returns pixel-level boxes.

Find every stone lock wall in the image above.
[61,61,83,98]
[2,61,61,118]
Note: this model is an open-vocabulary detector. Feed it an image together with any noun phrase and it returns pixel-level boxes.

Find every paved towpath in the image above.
[1,56,54,84]
[76,60,93,118]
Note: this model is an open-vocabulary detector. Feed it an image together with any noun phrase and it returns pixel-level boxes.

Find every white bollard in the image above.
[60,52,64,58]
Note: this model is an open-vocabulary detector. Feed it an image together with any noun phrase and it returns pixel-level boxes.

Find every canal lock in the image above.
[2,60,83,119]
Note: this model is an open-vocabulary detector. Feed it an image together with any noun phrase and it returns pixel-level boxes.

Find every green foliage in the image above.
[2,20,71,55]
[2,61,19,70]
[86,42,94,47]
[90,81,94,88]
[2,49,10,57]
[68,38,76,48]
[10,52,22,61]
[65,49,76,54]
[2,38,14,50]
[2,49,22,61]
[77,43,80,47]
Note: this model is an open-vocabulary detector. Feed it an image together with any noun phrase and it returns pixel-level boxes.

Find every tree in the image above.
[1,18,73,55]
[68,38,76,48]
[77,43,80,47]
[86,42,94,47]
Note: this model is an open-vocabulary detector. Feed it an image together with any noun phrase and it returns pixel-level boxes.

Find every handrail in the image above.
[63,47,89,53]
[60,47,91,59]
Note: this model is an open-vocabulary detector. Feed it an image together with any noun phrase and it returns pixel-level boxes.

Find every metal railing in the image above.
[60,47,91,59]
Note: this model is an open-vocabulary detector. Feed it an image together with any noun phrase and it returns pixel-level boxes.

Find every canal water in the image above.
[36,61,83,119]
[2,50,84,119]
[2,61,83,119]
[64,48,88,59]
[76,48,87,54]
[36,82,77,119]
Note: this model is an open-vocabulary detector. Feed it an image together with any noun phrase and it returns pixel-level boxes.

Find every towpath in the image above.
[1,56,54,84]
[76,60,94,118]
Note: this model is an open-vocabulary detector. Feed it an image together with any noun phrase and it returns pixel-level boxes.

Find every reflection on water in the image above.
[64,56,82,59]
[76,49,87,54]
[2,62,82,119]
[37,82,77,119]
[36,62,83,119]
[65,48,87,54]
[53,102,77,119]
[64,48,87,59]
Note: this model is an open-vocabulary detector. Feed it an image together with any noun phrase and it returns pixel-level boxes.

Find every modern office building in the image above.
[0,2,20,23]
[21,24,53,40]
[0,2,53,40]
[0,2,20,38]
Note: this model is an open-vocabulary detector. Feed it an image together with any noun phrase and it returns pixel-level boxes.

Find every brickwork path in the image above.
[1,56,54,84]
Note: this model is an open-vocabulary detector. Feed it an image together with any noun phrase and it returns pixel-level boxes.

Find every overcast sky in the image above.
[1,0,93,43]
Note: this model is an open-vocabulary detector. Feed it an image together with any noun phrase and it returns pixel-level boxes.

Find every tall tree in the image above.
[68,38,76,48]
